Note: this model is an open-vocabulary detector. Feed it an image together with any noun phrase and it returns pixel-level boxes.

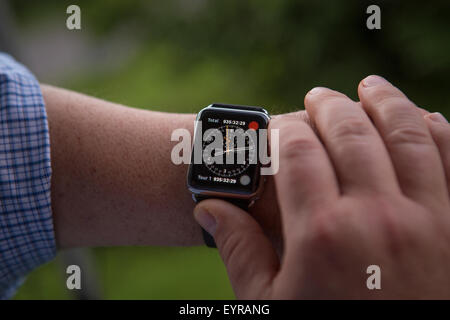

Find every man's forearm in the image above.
[42,84,203,248]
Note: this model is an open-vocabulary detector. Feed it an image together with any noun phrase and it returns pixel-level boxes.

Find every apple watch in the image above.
[187,103,270,247]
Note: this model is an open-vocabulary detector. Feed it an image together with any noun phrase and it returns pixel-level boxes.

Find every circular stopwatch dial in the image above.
[203,125,256,177]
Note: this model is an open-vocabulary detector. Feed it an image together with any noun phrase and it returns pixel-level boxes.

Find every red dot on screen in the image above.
[248,121,259,130]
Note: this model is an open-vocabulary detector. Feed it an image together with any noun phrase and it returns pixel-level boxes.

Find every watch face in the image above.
[188,105,269,196]
[203,124,256,177]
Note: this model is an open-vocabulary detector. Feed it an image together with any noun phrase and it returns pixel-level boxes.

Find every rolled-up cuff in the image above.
[0,53,56,299]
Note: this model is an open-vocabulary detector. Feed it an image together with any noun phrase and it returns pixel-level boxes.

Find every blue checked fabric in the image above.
[0,53,56,299]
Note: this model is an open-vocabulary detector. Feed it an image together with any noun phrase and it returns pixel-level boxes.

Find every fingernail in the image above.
[308,87,327,95]
[194,206,217,236]
[362,75,387,87]
[426,112,448,123]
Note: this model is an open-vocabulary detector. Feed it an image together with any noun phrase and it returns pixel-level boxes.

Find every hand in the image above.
[193,75,450,299]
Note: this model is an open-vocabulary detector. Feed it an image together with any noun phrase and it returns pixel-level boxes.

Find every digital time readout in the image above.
[223,119,246,126]
[213,177,237,184]
[197,175,237,184]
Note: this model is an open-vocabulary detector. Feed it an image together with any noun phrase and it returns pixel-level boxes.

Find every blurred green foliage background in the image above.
[2,0,449,299]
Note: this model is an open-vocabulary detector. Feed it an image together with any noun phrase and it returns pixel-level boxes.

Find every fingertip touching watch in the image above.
[187,103,270,248]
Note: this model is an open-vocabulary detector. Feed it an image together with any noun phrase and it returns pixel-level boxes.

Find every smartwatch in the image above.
[187,103,270,248]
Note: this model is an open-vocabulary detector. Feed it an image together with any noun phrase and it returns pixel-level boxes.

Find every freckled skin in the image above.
[43,84,201,248]
[42,84,286,249]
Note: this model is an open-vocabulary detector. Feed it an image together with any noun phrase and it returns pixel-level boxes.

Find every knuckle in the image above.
[386,124,432,147]
[281,136,320,160]
[329,117,373,143]
[378,95,412,109]
[302,211,340,251]
[378,208,419,256]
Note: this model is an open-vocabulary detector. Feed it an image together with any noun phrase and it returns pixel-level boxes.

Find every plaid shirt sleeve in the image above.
[0,53,56,299]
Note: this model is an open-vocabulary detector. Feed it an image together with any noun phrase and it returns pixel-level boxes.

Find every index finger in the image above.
[269,113,339,233]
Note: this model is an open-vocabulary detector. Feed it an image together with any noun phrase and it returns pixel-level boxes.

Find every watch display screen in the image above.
[188,106,269,195]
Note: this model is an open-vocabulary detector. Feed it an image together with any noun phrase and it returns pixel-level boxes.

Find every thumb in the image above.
[194,199,279,299]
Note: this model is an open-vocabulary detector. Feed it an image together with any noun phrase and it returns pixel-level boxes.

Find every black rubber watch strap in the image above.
[200,228,216,248]
[193,194,250,248]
